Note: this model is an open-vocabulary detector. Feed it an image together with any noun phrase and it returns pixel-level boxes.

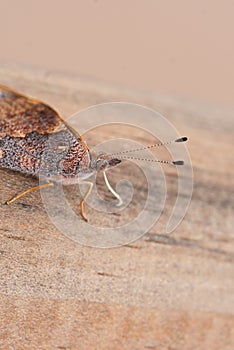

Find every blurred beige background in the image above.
[1,0,234,107]
[1,2,234,349]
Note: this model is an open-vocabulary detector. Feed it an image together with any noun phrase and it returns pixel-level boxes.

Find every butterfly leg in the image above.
[103,171,123,206]
[80,181,93,222]
[5,183,54,205]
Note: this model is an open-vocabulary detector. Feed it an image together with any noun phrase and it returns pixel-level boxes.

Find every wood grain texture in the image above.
[0,63,233,349]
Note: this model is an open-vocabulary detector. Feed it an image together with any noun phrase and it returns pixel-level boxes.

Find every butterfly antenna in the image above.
[110,136,188,157]
[117,155,184,166]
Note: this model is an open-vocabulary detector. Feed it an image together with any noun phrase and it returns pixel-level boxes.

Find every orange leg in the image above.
[79,181,93,222]
[5,183,54,205]
[6,181,93,223]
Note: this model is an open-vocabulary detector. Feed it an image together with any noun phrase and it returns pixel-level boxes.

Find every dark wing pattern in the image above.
[0,85,91,180]
[0,85,67,138]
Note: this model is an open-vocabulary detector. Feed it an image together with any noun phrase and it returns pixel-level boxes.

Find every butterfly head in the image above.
[91,152,121,172]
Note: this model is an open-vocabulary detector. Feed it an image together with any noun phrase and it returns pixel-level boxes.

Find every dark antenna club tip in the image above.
[175,137,188,143]
[172,160,184,165]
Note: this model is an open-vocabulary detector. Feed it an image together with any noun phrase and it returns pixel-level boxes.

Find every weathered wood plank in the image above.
[0,64,233,349]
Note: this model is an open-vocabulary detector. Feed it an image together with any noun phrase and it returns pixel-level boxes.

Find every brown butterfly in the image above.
[0,85,121,221]
[0,85,187,221]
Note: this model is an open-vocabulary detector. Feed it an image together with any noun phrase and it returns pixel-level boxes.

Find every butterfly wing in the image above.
[0,84,82,137]
[0,85,91,180]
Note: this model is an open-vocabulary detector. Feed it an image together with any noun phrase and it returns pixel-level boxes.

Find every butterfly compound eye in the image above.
[108,158,121,167]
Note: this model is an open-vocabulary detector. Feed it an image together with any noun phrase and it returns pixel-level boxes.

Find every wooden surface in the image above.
[0,64,233,349]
